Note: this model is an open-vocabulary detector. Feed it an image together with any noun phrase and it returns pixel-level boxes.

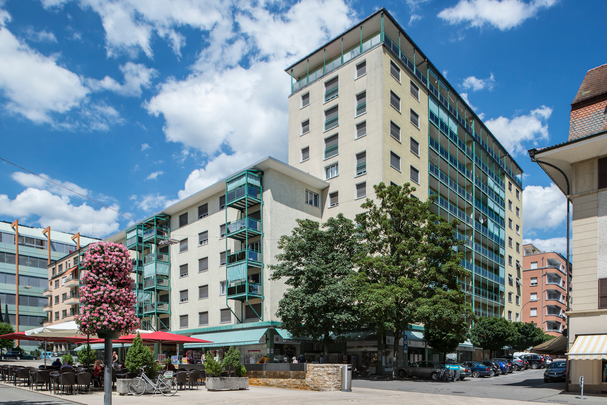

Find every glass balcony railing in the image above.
[429,163,472,202]
[384,34,427,87]
[144,253,169,264]
[429,189,472,226]
[144,302,169,313]
[227,282,261,297]
[227,249,262,266]
[227,218,261,237]
[126,228,143,247]
[143,277,169,289]
[473,264,504,284]
[429,137,472,180]
[475,200,505,228]
[226,173,262,204]
[143,227,169,241]
[474,243,505,266]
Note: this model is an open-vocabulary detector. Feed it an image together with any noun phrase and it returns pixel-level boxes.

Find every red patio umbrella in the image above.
[113,331,212,360]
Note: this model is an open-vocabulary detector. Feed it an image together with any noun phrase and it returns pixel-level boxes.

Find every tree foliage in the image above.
[222,346,242,377]
[0,322,14,353]
[511,322,548,351]
[354,182,471,366]
[125,332,156,378]
[269,214,362,355]
[470,316,517,357]
[77,344,97,367]
[203,352,223,377]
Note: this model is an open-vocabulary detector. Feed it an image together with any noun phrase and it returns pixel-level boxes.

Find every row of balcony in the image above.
[384,34,429,91]
[474,242,505,267]
[474,156,506,195]
[429,137,472,180]
[429,163,472,203]
[430,189,473,226]
[475,199,505,228]
[475,178,505,208]
[226,217,262,241]
[474,222,505,247]
[429,109,474,161]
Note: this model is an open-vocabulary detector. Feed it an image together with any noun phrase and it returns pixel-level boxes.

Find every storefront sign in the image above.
[407,340,426,348]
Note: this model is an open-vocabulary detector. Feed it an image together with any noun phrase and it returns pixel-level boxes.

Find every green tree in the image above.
[222,346,241,377]
[0,322,14,354]
[61,353,74,365]
[511,322,548,351]
[203,352,223,377]
[355,182,470,371]
[470,316,517,358]
[269,214,362,356]
[77,344,97,367]
[125,332,156,378]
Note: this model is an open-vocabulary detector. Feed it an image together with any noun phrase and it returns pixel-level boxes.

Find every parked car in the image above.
[441,362,470,380]
[492,358,514,373]
[503,355,527,370]
[544,360,566,382]
[481,361,502,376]
[542,355,553,365]
[2,351,37,360]
[462,361,492,378]
[398,361,444,380]
[519,354,545,369]
[491,359,510,374]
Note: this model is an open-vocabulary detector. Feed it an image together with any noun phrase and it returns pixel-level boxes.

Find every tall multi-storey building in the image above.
[522,243,570,336]
[530,63,607,393]
[285,8,524,321]
[0,221,95,352]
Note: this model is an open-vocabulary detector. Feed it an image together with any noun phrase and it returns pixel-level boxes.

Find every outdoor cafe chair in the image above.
[76,371,92,394]
[15,368,31,387]
[188,370,202,389]
[175,371,188,390]
[49,371,61,394]
[58,372,76,395]
[30,369,51,391]
[0,365,9,381]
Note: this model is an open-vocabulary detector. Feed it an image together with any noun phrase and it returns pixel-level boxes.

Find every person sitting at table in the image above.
[51,358,62,369]
[93,360,104,386]
[61,358,75,371]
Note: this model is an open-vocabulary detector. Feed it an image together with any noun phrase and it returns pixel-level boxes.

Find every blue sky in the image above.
[0,0,604,256]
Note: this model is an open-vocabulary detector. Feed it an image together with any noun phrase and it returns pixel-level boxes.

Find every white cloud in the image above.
[405,0,431,24]
[462,73,495,91]
[438,0,559,31]
[145,171,163,180]
[484,106,552,156]
[0,22,89,124]
[0,188,120,237]
[523,183,567,232]
[134,193,168,212]
[523,237,567,256]
[24,27,57,42]
[141,143,150,151]
[87,62,157,97]
[11,172,89,197]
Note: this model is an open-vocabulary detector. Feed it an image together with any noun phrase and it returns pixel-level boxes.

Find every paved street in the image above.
[0,381,78,405]
[353,369,604,405]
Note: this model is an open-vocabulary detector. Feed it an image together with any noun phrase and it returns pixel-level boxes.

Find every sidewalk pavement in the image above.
[1,380,558,405]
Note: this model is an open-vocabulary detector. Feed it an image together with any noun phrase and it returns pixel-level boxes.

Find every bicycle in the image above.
[128,366,178,396]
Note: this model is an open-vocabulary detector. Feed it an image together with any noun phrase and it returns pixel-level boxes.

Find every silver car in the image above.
[398,361,444,379]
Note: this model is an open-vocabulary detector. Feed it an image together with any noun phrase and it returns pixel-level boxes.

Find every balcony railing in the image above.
[144,276,170,289]
[227,217,261,237]
[227,249,262,266]
[143,227,169,241]
[227,282,261,297]
[226,173,262,204]
[144,253,169,264]
[144,302,169,313]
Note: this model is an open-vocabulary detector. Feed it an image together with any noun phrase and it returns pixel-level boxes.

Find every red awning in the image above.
[114,331,212,344]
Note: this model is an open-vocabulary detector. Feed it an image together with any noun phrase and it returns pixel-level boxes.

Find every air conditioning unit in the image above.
[199,240,208,246]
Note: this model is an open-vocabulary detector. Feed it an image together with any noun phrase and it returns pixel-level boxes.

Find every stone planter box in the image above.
[117,378,159,395]
[206,377,249,391]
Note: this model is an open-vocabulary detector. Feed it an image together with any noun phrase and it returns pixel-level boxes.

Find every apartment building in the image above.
[106,157,328,363]
[530,63,607,393]
[285,8,524,321]
[522,244,570,336]
[0,221,95,352]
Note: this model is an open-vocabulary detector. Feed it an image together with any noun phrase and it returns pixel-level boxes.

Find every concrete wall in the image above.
[247,364,343,391]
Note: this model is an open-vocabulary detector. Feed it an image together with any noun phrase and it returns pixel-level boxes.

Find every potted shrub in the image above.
[205,347,249,391]
[61,353,74,366]
[77,344,96,367]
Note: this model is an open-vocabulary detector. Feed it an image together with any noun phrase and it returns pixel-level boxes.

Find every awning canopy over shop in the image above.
[405,330,425,341]
[566,334,607,360]
[184,328,268,348]
[531,335,567,355]
[75,343,132,351]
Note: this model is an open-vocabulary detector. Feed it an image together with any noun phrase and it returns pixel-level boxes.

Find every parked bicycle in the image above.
[128,366,178,396]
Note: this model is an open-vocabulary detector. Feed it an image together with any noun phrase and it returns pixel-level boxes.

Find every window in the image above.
[410,166,419,184]
[179,264,188,278]
[199,285,208,300]
[301,92,310,108]
[508,310,512,321]
[356,121,366,138]
[530,292,537,301]
[508,181,512,191]
[508,292,512,303]
[220,251,228,266]
[219,281,226,296]
[599,157,607,189]
[220,308,231,323]
[515,313,520,322]
[508,255,513,266]
[220,224,226,239]
[508,200,512,211]
[516,224,520,235]
[198,257,208,273]
[329,191,339,208]
[410,109,419,128]
[516,207,520,217]
[390,91,400,111]
[390,151,401,171]
[508,237,513,248]
[198,231,208,246]
[356,152,366,176]
[515,295,520,305]
[324,77,338,102]
[356,61,366,78]
[324,106,339,131]
[55,311,59,321]
[219,195,226,210]
[390,61,400,81]
[530,308,537,317]
[198,203,208,219]
[62,292,67,302]
[180,290,188,303]
[599,278,607,309]
[356,91,366,116]
[179,238,188,253]
[324,134,338,158]
[508,218,513,229]
[390,121,400,141]
[530,261,538,269]
[410,137,419,156]
[356,182,366,199]
[55,280,59,288]
[306,190,320,207]
[180,315,188,329]
[410,80,419,100]
[55,295,59,304]
[516,242,520,253]
[62,309,67,318]
[301,146,310,162]
[516,189,520,200]
[508,274,513,286]
[179,213,188,228]
[530,277,538,286]
[198,311,209,326]
[301,119,310,135]
[325,163,339,179]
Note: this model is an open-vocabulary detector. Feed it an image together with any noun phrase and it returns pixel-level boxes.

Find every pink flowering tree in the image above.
[75,242,140,336]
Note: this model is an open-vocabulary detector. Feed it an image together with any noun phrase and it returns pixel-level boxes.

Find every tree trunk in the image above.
[392,329,402,379]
